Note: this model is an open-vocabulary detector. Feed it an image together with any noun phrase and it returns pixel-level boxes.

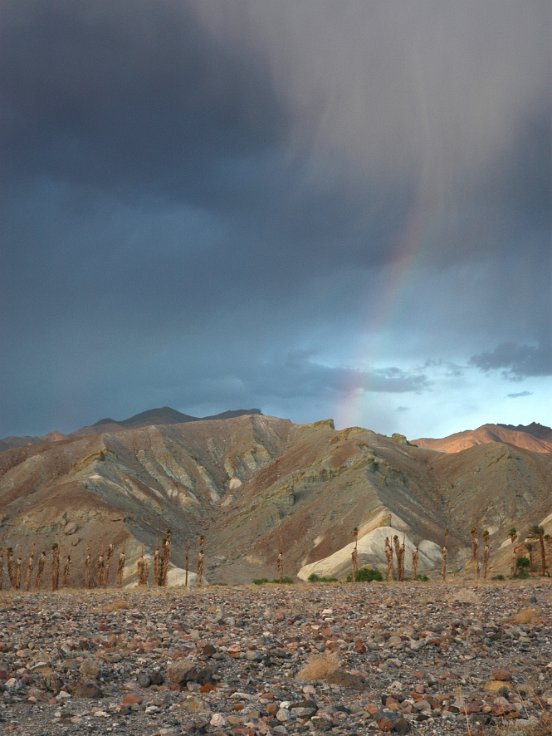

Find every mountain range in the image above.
[0,408,550,585]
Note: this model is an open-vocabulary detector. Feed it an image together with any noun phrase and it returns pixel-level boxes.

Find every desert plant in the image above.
[529,525,547,576]
[62,554,71,587]
[346,566,383,582]
[159,529,171,586]
[441,528,448,582]
[384,537,394,581]
[51,543,60,591]
[515,556,530,578]
[470,527,480,579]
[84,549,92,589]
[0,549,3,590]
[35,550,46,590]
[6,547,16,588]
[196,534,205,587]
[392,535,401,579]
[308,573,338,583]
[252,578,269,585]
[482,529,491,579]
[116,550,125,587]
[104,543,114,586]
[411,544,419,581]
[14,556,22,590]
[137,548,149,586]
[351,527,359,582]
[509,527,518,577]
[95,551,104,589]
[184,541,190,588]
[297,652,340,681]
[153,547,161,585]
[276,550,284,583]
[526,542,535,574]
[25,544,35,591]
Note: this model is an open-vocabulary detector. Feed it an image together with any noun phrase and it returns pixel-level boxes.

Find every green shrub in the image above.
[272,576,295,584]
[416,574,429,581]
[252,578,269,585]
[308,573,338,583]
[492,574,505,581]
[516,556,530,570]
[515,569,530,579]
[346,567,383,582]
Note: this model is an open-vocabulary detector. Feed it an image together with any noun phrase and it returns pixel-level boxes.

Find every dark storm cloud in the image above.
[0,0,550,437]
[470,341,552,379]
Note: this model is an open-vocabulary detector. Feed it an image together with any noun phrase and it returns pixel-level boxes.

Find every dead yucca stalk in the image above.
[384,537,394,581]
[351,527,359,582]
[508,528,517,577]
[103,543,114,587]
[116,550,125,587]
[527,542,536,574]
[35,550,46,590]
[399,537,406,581]
[15,556,22,590]
[411,544,419,581]
[25,543,36,591]
[159,529,171,586]
[51,543,60,591]
[84,548,92,589]
[393,535,404,581]
[482,529,490,579]
[196,535,205,587]
[137,547,149,586]
[184,541,190,588]
[153,547,161,585]
[529,525,547,576]
[95,551,104,589]
[441,528,448,582]
[276,551,284,583]
[62,554,71,587]
[0,549,4,590]
[6,547,16,588]
[470,528,480,579]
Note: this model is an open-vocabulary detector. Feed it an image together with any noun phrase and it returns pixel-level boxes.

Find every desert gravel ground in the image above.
[0,581,551,735]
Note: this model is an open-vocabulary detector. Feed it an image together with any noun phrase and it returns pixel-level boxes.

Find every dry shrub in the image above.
[510,607,541,625]
[296,652,340,681]
[447,588,480,604]
[101,598,128,612]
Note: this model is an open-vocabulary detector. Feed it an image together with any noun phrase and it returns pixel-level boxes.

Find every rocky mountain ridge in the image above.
[0,413,550,585]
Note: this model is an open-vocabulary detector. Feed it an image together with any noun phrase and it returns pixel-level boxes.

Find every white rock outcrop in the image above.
[297,526,439,581]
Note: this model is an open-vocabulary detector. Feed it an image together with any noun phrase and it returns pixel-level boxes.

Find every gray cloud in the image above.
[0,1,549,437]
[470,341,552,379]
[507,391,533,399]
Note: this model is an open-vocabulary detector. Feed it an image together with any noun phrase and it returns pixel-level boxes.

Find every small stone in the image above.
[492,668,513,681]
[72,681,103,699]
[121,693,143,705]
[210,713,226,727]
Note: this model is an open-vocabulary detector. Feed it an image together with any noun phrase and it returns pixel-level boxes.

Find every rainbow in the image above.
[335,181,440,430]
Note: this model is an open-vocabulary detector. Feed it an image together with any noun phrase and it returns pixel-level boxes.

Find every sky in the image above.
[1,0,551,440]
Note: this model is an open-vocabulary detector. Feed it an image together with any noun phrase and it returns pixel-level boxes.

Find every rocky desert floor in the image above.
[0,581,551,736]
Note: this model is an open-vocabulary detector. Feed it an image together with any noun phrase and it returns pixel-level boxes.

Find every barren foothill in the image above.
[1,581,551,735]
